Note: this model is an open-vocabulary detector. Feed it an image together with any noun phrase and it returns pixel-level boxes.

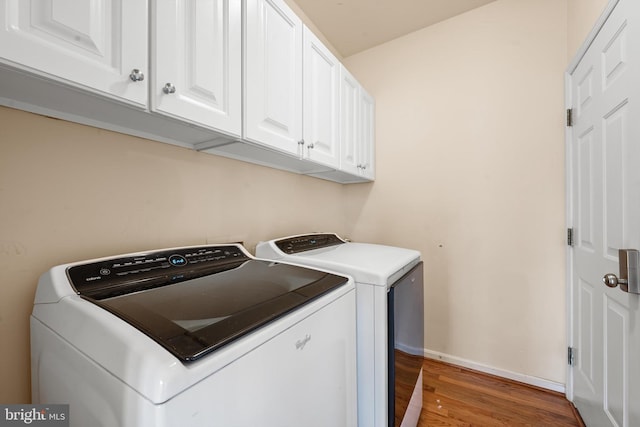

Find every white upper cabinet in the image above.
[0,0,147,106]
[0,0,374,183]
[340,65,375,180]
[302,26,340,169]
[340,67,361,176]
[244,0,303,156]
[151,0,241,137]
[359,89,375,180]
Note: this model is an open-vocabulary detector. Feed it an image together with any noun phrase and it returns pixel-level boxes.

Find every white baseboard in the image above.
[423,349,565,394]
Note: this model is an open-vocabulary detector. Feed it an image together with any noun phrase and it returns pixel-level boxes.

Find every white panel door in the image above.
[302,26,340,169]
[152,0,241,137]
[340,65,376,180]
[0,0,147,106]
[360,89,376,180]
[340,66,360,175]
[244,0,302,156]
[569,1,640,425]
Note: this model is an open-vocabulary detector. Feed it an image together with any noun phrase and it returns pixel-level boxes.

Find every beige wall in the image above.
[344,0,570,384]
[0,0,611,403]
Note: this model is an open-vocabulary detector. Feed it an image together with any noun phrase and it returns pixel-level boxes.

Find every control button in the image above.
[168,254,188,267]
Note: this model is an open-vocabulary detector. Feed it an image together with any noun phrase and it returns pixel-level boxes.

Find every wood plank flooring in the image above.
[417,359,585,427]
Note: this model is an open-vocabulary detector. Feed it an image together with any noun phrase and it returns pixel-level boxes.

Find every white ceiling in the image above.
[293,0,498,57]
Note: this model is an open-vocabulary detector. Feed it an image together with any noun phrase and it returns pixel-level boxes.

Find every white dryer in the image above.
[256,233,424,427]
[31,244,357,427]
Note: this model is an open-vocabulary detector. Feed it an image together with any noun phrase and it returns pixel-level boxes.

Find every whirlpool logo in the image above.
[0,405,68,427]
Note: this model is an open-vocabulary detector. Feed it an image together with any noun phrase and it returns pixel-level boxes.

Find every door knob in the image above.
[603,249,640,294]
[603,273,627,288]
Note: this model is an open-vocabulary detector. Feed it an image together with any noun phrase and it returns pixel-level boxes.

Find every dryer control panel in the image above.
[275,233,345,254]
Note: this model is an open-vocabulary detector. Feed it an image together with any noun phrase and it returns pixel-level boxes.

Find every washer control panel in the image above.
[67,245,249,299]
[275,233,345,254]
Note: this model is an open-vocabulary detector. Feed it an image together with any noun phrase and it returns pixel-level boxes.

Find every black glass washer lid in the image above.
[67,245,348,362]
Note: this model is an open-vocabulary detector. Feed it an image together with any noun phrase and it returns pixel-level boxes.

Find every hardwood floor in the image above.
[417,359,585,427]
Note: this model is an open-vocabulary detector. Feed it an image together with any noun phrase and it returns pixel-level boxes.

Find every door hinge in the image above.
[568,347,576,366]
[566,108,573,127]
[567,228,574,246]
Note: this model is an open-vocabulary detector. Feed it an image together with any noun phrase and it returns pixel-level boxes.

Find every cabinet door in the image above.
[302,26,340,169]
[0,0,147,106]
[360,89,376,180]
[340,66,361,175]
[152,0,241,137]
[244,0,303,156]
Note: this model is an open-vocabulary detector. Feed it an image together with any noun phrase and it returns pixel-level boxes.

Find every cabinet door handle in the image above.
[163,83,176,94]
[129,69,145,82]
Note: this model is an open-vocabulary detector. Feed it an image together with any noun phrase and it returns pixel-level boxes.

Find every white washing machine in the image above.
[256,233,424,427]
[31,243,357,427]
